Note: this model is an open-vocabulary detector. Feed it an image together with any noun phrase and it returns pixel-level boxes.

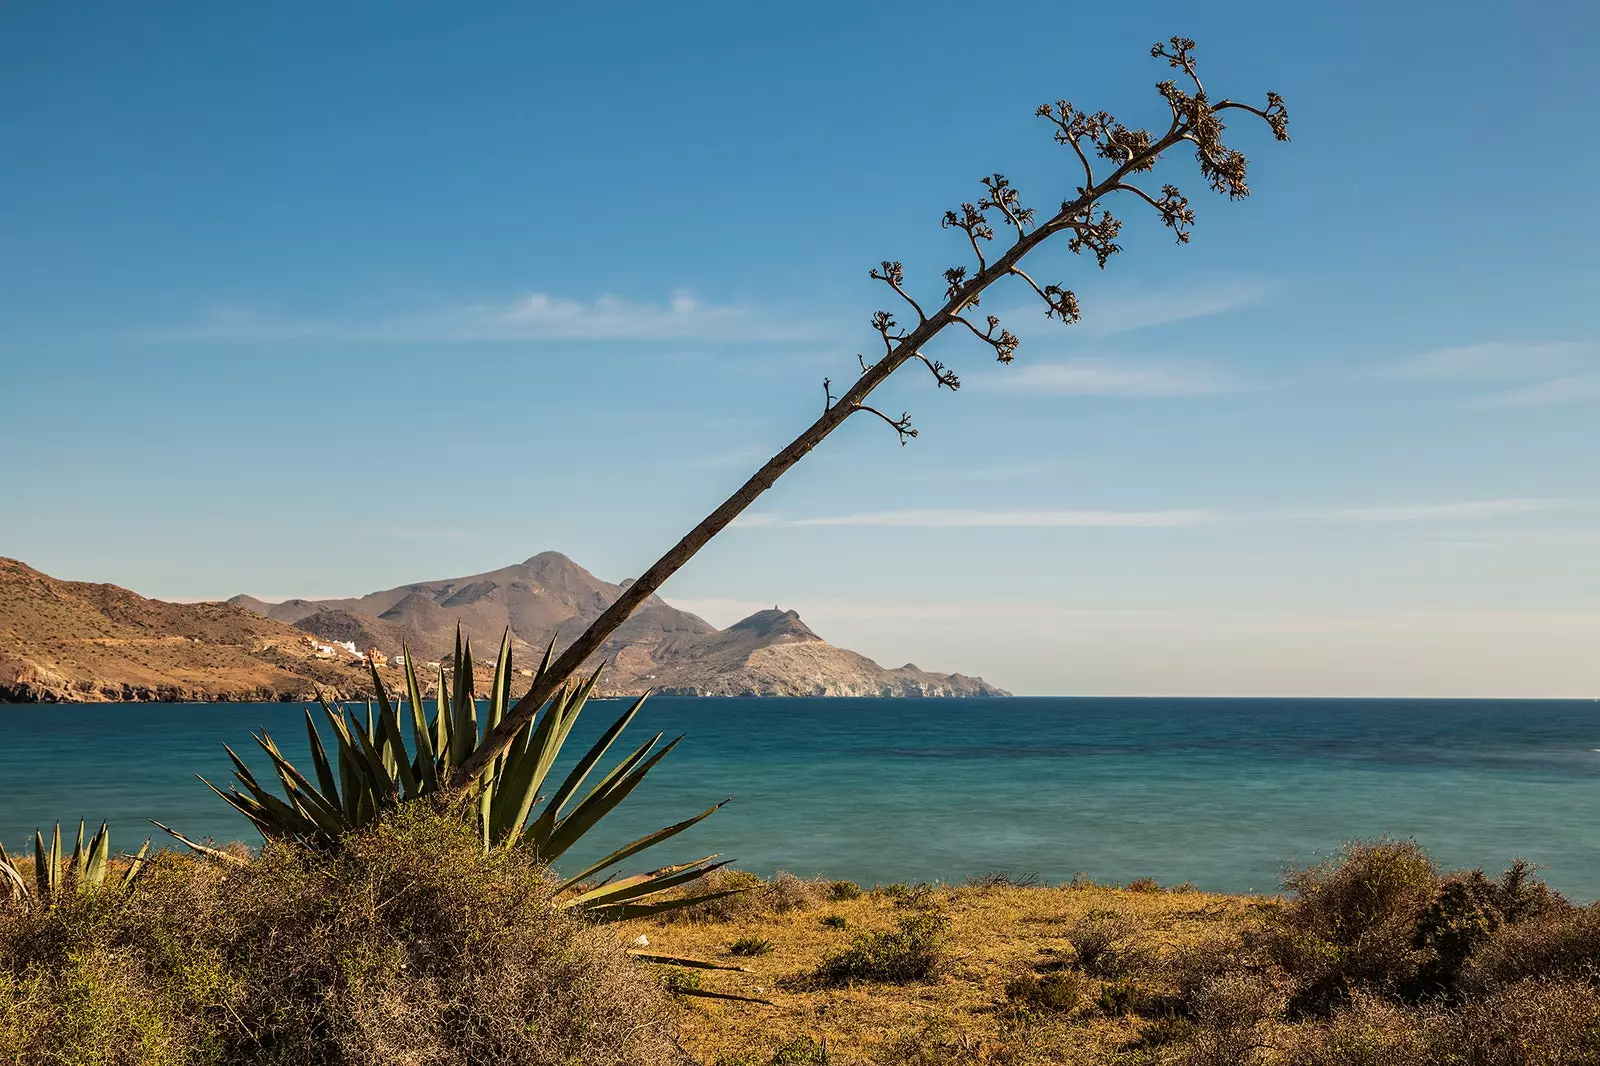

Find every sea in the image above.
[4,697,1600,899]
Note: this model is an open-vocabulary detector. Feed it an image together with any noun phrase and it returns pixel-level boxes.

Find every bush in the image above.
[1261,838,1441,1014]
[1426,979,1600,1064]
[812,910,947,986]
[827,880,862,901]
[1004,970,1083,1013]
[1461,904,1600,994]
[729,936,775,957]
[820,914,848,930]
[1069,910,1146,978]
[1126,876,1162,893]
[0,808,677,1065]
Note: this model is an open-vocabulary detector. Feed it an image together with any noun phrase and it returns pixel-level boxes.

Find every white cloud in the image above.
[1074,276,1273,335]
[1321,498,1569,523]
[978,358,1232,396]
[1474,374,1600,408]
[167,290,820,344]
[790,508,1216,528]
[1388,341,1590,380]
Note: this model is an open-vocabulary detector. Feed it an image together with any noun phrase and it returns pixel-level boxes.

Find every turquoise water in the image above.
[4,697,1600,898]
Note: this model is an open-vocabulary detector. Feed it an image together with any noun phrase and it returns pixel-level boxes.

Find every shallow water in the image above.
[4,697,1599,898]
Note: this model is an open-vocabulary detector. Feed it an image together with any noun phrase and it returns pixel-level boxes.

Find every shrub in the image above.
[820,914,849,930]
[1425,979,1600,1064]
[1278,994,1428,1066]
[729,936,775,957]
[661,967,703,996]
[1261,838,1441,1014]
[0,807,678,1065]
[1004,970,1083,1013]
[827,880,862,901]
[812,910,948,986]
[1126,876,1162,893]
[1175,973,1286,1066]
[1461,904,1600,994]
[770,1037,831,1064]
[1069,910,1146,978]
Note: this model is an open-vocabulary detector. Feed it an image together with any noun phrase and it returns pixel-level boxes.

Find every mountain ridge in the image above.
[0,554,1006,701]
[227,552,1007,698]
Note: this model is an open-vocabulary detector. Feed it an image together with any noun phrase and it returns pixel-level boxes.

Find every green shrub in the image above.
[820,914,848,930]
[827,880,862,901]
[729,936,774,957]
[661,967,703,996]
[1004,970,1083,1013]
[812,910,948,986]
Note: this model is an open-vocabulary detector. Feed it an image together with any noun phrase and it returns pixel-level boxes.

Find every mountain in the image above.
[0,558,375,702]
[0,554,1006,702]
[226,553,1008,698]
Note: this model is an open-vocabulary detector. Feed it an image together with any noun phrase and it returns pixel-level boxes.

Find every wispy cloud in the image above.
[1385,341,1599,408]
[1319,498,1570,523]
[166,290,821,344]
[977,357,1233,397]
[789,508,1217,528]
[1387,341,1590,380]
[1474,374,1600,409]
[1075,276,1273,335]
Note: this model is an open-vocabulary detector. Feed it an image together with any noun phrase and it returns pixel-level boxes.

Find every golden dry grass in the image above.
[632,877,1273,1065]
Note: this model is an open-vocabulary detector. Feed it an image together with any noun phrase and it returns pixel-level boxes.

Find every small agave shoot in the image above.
[0,820,150,907]
[183,628,741,926]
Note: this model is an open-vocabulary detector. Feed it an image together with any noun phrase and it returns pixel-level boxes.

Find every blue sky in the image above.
[3,1,1596,696]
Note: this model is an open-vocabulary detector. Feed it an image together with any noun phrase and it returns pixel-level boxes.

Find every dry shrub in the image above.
[1174,973,1286,1066]
[1260,838,1441,1013]
[0,807,675,1066]
[657,869,826,924]
[1425,979,1600,1065]
[1068,910,1147,978]
[811,910,948,987]
[1278,993,1428,1066]
[1461,904,1600,995]
[1004,970,1084,1014]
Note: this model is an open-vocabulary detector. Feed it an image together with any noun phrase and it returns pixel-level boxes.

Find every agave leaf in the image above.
[575,888,750,924]
[369,666,419,798]
[0,846,27,902]
[563,858,732,910]
[32,829,50,903]
[119,839,152,891]
[403,648,440,793]
[539,735,684,861]
[303,709,341,806]
[556,799,730,892]
[71,820,86,888]
[487,687,575,844]
[255,733,349,837]
[435,663,453,767]
[528,694,649,841]
[82,823,110,890]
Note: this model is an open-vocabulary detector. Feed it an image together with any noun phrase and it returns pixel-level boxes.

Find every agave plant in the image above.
[0,820,150,907]
[191,629,737,923]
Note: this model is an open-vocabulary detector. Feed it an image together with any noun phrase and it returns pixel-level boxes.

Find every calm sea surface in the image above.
[4,697,1599,898]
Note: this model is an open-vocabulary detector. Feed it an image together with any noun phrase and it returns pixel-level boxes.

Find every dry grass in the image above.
[633,875,1258,1064]
[634,856,1600,1065]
